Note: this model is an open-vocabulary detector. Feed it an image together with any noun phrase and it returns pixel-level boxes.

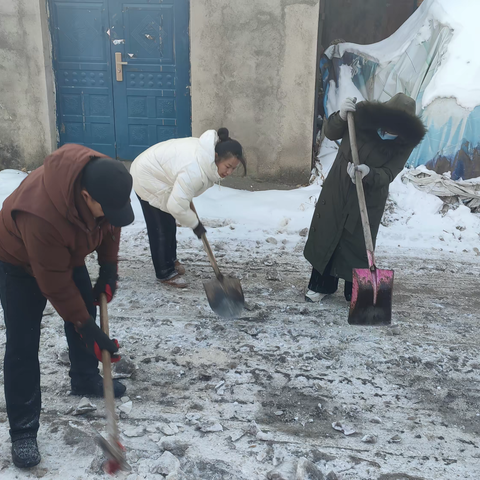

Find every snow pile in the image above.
[192,184,318,234]
[1,168,479,255]
[0,169,27,209]
[380,172,480,251]
[313,142,480,253]
[418,0,480,111]
[161,175,480,255]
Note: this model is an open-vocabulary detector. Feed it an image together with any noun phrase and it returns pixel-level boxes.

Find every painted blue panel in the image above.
[125,5,175,62]
[109,0,192,160]
[49,0,116,157]
[54,3,106,62]
[157,126,177,143]
[409,106,480,180]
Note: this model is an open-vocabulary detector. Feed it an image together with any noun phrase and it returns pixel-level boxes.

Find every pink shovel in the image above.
[346,110,394,326]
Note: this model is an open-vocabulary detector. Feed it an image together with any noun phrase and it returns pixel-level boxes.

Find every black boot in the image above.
[71,374,126,398]
[344,281,353,302]
[12,438,41,468]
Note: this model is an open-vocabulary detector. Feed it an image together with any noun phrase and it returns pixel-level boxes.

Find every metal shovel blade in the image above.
[95,435,131,474]
[348,267,394,326]
[203,276,245,318]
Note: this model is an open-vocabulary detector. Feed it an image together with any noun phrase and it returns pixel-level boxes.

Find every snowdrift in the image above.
[0,169,27,209]
[2,166,480,254]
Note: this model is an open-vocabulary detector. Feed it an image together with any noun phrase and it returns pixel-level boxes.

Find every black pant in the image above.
[308,255,352,299]
[138,196,177,280]
[0,261,98,441]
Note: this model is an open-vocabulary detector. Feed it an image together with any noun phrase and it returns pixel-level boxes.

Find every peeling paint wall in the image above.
[190,0,320,184]
[0,0,56,171]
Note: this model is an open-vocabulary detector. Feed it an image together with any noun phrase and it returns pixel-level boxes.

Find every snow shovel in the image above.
[347,110,393,326]
[191,203,245,318]
[95,293,131,474]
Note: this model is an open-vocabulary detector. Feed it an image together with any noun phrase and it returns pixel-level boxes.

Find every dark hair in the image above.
[215,128,247,175]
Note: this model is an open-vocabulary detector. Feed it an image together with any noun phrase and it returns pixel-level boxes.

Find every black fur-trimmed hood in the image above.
[355,96,426,148]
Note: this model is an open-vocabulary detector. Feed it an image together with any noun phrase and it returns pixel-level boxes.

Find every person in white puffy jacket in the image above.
[130,128,246,287]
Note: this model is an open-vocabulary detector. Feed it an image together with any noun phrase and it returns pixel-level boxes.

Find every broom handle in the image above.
[190,202,223,280]
[99,294,119,442]
[347,111,376,269]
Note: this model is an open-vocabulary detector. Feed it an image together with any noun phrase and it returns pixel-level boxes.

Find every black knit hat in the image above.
[82,158,134,227]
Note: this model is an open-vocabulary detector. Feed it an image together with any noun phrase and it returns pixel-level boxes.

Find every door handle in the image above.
[115,52,128,81]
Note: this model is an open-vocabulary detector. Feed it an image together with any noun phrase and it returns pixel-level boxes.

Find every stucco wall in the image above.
[190,0,320,184]
[0,0,55,171]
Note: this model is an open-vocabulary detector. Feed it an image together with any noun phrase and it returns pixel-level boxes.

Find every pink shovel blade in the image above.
[348,267,394,326]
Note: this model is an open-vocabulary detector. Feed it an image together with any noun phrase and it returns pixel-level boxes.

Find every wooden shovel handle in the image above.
[99,293,119,440]
[347,111,375,267]
[190,202,223,281]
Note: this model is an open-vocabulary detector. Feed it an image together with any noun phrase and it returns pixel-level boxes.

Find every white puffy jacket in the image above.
[130,130,221,229]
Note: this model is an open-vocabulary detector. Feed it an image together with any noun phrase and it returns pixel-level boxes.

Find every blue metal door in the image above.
[49,0,116,157]
[49,0,191,160]
[109,0,191,160]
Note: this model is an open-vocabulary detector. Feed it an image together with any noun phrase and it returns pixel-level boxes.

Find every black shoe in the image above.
[71,374,126,398]
[12,438,41,469]
[344,281,353,302]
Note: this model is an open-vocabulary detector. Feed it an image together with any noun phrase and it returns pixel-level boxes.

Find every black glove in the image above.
[193,222,207,239]
[76,316,120,363]
[92,262,118,304]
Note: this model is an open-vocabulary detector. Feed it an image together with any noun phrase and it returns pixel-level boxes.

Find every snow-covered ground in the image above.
[2,157,480,257]
[1,166,480,479]
[3,1,480,476]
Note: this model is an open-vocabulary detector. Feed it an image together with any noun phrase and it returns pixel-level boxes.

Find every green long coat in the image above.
[304,93,426,282]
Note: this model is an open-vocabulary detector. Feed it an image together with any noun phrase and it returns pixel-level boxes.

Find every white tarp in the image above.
[320,0,480,180]
[402,167,480,211]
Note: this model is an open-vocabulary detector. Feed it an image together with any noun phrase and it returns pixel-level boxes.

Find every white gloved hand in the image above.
[339,97,357,121]
[347,162,370,184]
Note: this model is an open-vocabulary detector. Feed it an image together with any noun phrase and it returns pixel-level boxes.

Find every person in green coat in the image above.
[304,93,426,302]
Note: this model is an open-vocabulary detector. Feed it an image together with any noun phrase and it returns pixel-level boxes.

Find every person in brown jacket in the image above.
[0,144,134,468]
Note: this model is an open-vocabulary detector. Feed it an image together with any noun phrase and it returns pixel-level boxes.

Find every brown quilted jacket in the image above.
[0,144,121,326]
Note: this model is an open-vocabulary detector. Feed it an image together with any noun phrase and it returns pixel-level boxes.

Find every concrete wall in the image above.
[190,0,320,184]
[0,0,56,171]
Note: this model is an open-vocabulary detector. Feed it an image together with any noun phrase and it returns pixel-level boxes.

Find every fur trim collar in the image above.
[355,101,426,147]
